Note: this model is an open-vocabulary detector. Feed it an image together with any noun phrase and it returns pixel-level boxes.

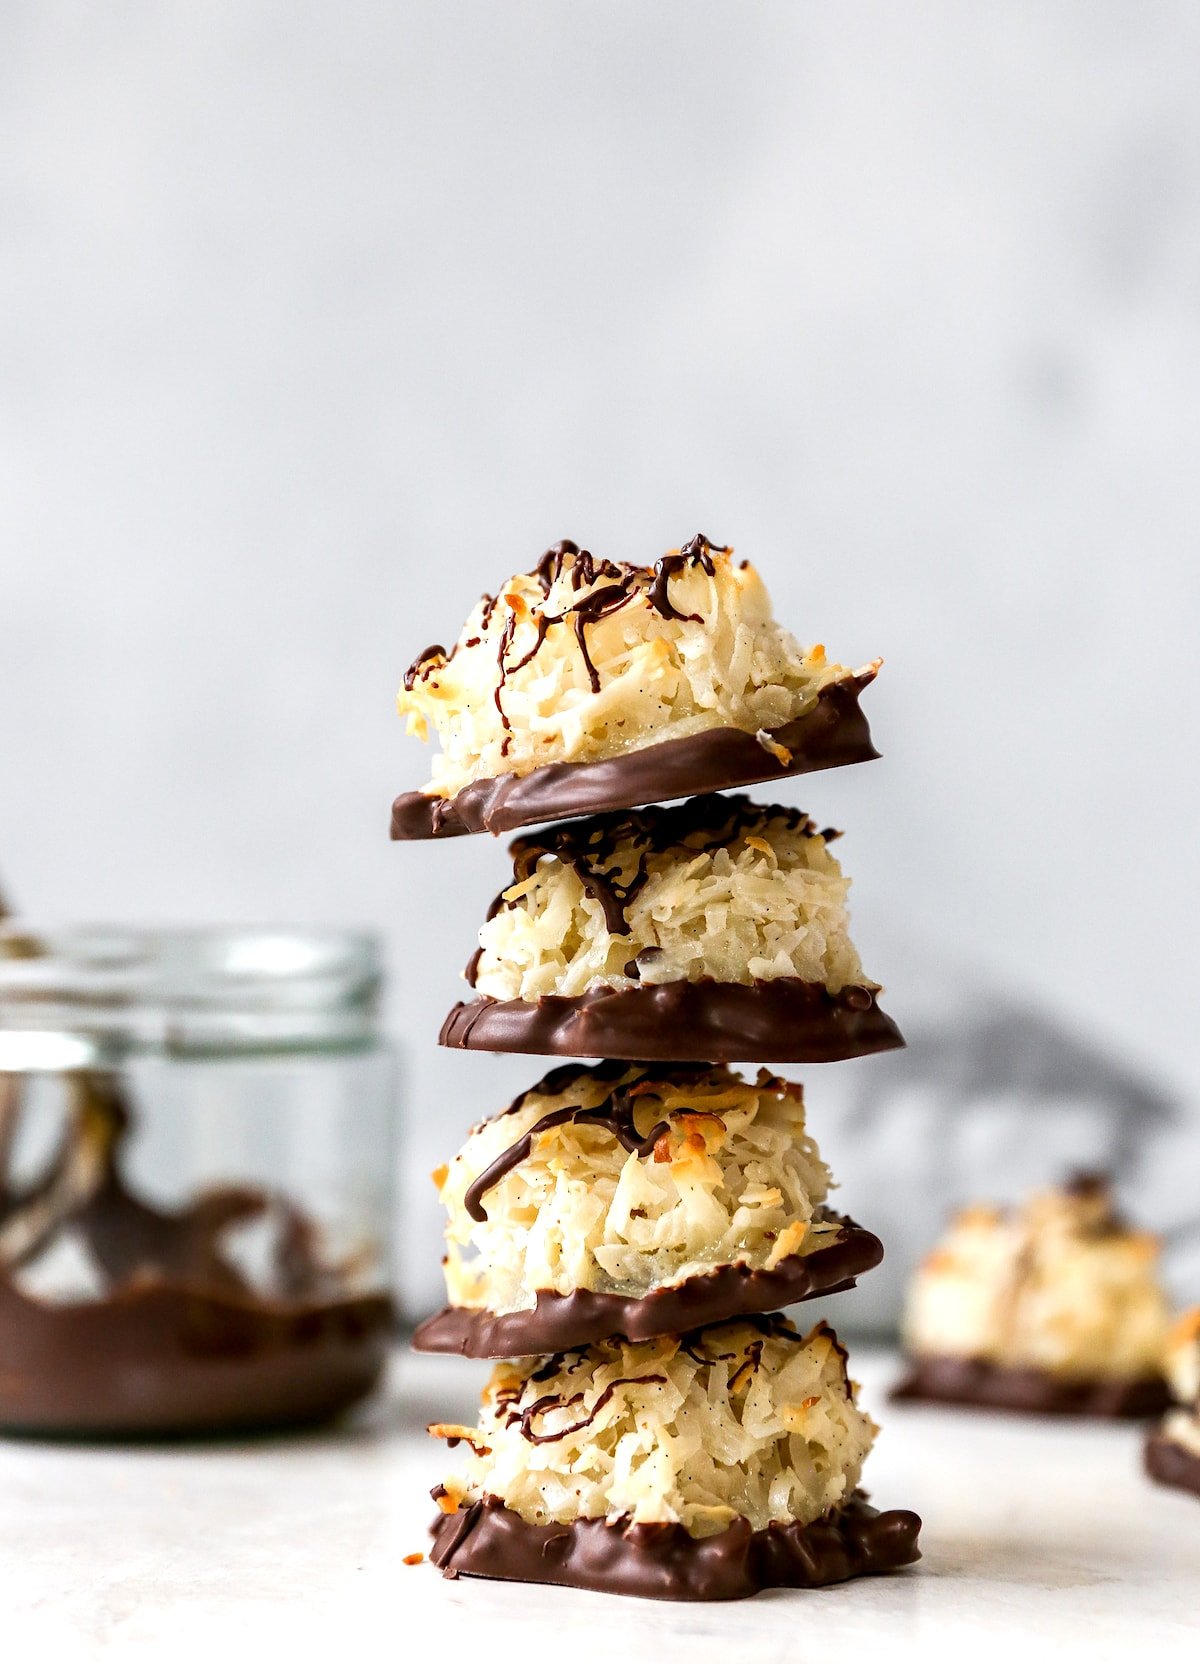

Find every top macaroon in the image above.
[392,536,880,839]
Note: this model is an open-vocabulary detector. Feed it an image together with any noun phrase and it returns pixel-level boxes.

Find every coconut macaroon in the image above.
[440,794,903,1064]
[428,1317,921,1599]
[893,1176,1172,1417]
[413,1062,883,1356]
[1145,1311,1200,1498]
[392,536,881,839]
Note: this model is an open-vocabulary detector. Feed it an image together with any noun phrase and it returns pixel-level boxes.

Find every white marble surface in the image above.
[1,1348,1195,1661]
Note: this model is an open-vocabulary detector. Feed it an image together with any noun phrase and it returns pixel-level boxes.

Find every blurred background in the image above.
[2,1,1198,1328]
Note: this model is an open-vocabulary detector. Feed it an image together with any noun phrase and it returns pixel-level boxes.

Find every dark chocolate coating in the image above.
[391,673,878,840]
[0,1277,393,1437]
[890,1353,1170,1420]
[429,1491,921,1601]
[413,1217,883,1358]
[1144,1430,1200,1498]
[440,978,904,1064]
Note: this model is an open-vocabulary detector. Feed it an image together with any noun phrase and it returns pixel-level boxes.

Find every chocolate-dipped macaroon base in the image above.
[1145,1432,1200,1498]
[392,673,877,840]
[430,1491,921,1602]
[414,1216,883,1358]
[891,1354,1170,1420]
[440,977,904,1064]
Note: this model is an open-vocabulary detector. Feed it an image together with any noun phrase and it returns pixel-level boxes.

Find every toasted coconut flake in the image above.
[428,1423,492,1457]
[755,731,793,767]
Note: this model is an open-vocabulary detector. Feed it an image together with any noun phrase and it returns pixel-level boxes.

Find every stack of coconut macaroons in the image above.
[393,536,921,1600]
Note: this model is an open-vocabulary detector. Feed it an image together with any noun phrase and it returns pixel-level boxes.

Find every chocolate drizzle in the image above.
[420,535,733,715]
[646,535,727,621]
[463,1078,674,1222]
[392,670,879,841]
[534,540,623,597]
[469,536,736,742]
[403,644,447,693]
[429,1491,921,1601]
[474,792,820,949]
[441,978,904,1065]
[890,1354,1170,1420]
[495,1057,633,1119]
[461,1061,739,1221]
[517,1374,668,1444]
[412,1215,885,1358]
[494,612,518,754]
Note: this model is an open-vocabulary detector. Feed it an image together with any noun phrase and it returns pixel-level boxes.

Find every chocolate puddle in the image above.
[429,1491,921,1601]
[413,1216,884,1357]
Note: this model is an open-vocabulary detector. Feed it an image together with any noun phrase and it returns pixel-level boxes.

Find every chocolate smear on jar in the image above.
[0,1073,393,1436]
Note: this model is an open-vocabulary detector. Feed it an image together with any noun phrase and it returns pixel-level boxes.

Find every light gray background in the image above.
[2,2,1198,1318]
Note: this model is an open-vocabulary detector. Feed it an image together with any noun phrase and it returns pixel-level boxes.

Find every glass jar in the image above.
[0,924,397,1437]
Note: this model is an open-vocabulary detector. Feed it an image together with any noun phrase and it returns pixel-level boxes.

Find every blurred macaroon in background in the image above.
[1,1,1198,1325]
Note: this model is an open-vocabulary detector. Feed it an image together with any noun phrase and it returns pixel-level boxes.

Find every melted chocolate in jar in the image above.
[0,1074,392,1436]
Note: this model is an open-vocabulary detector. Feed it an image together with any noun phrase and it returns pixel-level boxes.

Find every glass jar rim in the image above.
[0,924,384,1068]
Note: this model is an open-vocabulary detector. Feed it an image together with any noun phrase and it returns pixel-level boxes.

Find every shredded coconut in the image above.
[471,799,870,1001]
[437,1064,840,1313]
[398,539,875,798]
[432,1318,876,1536]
